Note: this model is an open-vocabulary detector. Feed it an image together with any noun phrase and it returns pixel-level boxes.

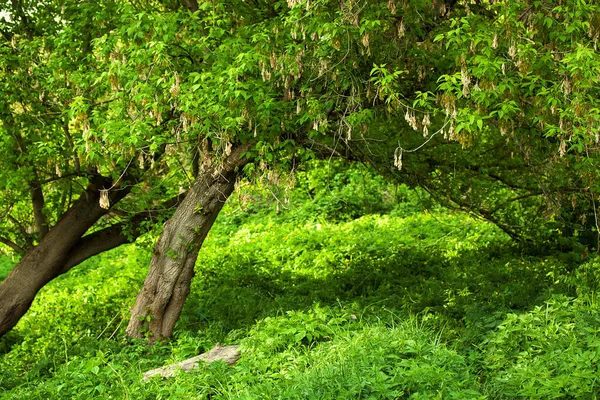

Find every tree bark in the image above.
[126,145,250,341]
[29,179,49,239]
[0,178,131,337]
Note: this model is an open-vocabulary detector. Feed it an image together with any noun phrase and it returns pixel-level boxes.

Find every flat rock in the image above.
[143,344,241,381]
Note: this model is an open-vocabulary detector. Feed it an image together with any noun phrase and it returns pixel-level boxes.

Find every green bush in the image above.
[481,295,600,398]
[231,306,484,399]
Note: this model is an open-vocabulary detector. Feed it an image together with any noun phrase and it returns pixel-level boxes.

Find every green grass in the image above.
[1,163,599,399]
[0,255,15,282]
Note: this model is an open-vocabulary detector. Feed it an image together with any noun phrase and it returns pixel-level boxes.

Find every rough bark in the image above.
[0,178,131,337]
[126,145,250,341]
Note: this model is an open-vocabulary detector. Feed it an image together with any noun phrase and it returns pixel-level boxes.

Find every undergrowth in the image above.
[1,161,599,399]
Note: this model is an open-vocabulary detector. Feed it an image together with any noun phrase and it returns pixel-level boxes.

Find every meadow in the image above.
[1,162,599,399]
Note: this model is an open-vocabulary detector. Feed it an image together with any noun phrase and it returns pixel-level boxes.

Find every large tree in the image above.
[0,0,191,337]
[121,0,470,339]
[4,0,600,342]
[0,0,460,340]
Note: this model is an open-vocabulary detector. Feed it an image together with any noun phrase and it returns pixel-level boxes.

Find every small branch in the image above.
[490,192,543,213]
[96,312,121,340]
[396,120,450,154]
[517,4,534,21]
[0,237,25,255]
[7,214,32,247]
[39,172,81,185]
[0,27,13,43]
[301,139,359,161]
[90,97,119,109]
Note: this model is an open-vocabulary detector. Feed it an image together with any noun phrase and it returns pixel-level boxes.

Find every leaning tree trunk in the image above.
[0,179,131,337]
[126,145,250,341]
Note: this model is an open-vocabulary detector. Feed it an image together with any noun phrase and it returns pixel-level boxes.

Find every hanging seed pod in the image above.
[394,148,403,171]
[99,189,110,209]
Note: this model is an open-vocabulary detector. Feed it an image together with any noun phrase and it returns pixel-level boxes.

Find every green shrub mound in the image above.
[481,295,600,398]
[232,307,483,400]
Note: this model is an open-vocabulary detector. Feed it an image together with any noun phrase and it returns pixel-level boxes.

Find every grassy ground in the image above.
[1,163,600,399]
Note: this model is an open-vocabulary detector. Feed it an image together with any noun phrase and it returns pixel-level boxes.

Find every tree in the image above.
[120,0,469,339]
[5,0,598,342]
[0,0,188,337]
[0,0,485,340]
[426,0,600,249]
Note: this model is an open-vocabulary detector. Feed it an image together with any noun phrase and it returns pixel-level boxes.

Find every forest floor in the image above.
[1,163,599,399]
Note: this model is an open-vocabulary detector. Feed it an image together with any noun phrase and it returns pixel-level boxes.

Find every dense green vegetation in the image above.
[3,0,600,343]
[2,162,599,399]
[3,1,600,396]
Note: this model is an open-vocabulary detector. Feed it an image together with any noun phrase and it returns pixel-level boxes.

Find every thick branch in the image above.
[183,0,198,12]
[61,193,187,273]
[29,180,49,239]
[60,223,132,272]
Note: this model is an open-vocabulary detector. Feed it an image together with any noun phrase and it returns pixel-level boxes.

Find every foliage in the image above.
[422,0,600,248]
[4,0,574,259]
[227,159,411,223]
[1,165,599,399]
[481,295,600,398]
[232,310,482,400]
[3,0,600,396]
[0,255,15,282]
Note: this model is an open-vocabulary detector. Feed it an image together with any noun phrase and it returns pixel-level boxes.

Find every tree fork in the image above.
[60,193,187,273]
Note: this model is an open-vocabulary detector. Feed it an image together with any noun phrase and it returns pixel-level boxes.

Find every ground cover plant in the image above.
[1,162,599,399]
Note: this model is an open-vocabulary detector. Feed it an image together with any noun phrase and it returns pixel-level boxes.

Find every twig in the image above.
[97,312,121,340]
[397,119,451,154]
[109,316,126,340]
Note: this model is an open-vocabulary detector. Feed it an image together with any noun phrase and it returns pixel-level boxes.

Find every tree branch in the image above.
[63,123,81,173]
[60,193,187,273]
[183,0,198,12]
[29,179,49,239]
[0,237,25,255]
[39,172,82,185]
[60,222,133,272]
[7,214,32,248]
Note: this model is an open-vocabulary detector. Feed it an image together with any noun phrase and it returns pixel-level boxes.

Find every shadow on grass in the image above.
[176,239,567,345]
[0,223,572,393]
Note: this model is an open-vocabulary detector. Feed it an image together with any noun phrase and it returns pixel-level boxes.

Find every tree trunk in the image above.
[126,145,249,341]
[0,178,131,337]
